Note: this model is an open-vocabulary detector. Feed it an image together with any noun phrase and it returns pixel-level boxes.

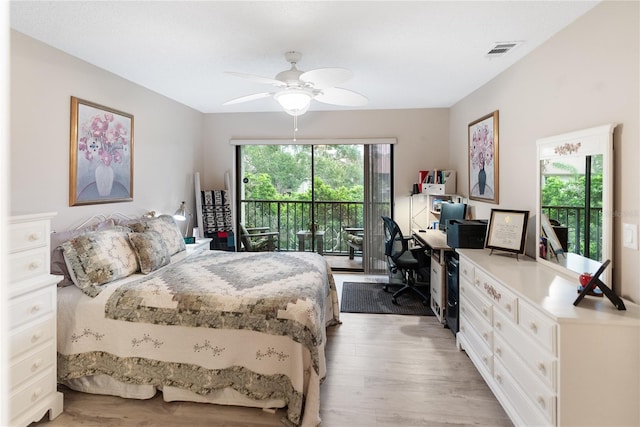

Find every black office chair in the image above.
[381,216,429,305]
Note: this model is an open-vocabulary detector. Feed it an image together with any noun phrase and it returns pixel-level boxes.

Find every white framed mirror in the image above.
[536,124,616,285]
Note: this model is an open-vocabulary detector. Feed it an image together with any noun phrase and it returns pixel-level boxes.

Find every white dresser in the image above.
[8,213,63,426]
[457,249,640,427]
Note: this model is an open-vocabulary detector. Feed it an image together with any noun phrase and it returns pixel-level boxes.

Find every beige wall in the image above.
[10,30,204,231]
[449,1,640,301]
[202,109,450,232]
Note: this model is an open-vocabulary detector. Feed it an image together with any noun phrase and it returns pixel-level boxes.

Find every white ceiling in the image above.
[10,1,599,114]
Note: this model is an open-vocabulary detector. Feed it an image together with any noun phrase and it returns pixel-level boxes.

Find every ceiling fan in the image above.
[223,51,368,116]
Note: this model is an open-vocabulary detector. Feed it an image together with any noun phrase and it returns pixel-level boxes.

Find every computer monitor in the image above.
[439,202,467,233]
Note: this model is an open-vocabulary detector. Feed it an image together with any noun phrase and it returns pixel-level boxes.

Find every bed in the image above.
[51,214,340,427]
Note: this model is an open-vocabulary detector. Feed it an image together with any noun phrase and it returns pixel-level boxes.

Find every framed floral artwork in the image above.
[468,110,499,204]
[69,97,134,206]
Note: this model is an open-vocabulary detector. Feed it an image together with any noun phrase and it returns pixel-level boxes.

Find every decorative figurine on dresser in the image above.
[8,213,63,426]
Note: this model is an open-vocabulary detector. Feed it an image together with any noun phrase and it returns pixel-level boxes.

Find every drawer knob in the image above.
[482,356,489,364]
[495,321,502,330]
[482,332,489,341]
[495,347,502,356]
[31,331,43,342]
[505,303,512,312]
[482,308,488,316]
[28,232,41,242]
[496,374,503,384]
[537,362,547,375]
[537,396,546,409]
[30,304,42,314]
[28,261,40,270]
[32,358,43,371]
[530,322,538,333]
[32,387,43,400]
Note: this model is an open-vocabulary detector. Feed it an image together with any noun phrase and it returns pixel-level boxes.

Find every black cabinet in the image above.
[445,252,459,336]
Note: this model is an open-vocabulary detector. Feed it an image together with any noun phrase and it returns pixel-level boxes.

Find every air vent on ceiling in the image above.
[486,41,523,58]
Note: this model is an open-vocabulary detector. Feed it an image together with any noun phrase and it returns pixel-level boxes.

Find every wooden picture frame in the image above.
[69,97,134,206]
[486,209,529,255]
[469,110,499,203]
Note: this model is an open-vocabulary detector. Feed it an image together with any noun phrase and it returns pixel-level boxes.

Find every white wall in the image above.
[449,1,639,301]
[202,108,450,232]
[10,30,204,231]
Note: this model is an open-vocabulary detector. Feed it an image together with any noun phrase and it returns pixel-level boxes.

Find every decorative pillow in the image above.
[128,231,171,274]
[128,215,186,255]
[51,219,117,287]
[61,228,139,297]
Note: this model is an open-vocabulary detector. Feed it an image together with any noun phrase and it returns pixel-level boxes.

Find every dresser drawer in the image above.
[9,286,55,329]
[475,269,518,321]
[493,358,553,427]
[459,257,474,284]
[494,310,556,390]
[460,311,494,375]
[9,342,55,389]
[460,295,493,348]
[493,333,556,424]
[518,300,556,354]
[9,219,49,253]
[10,317,55,359]
[9,247,49,283]
[460,278,493,325]
[9,368,56,421]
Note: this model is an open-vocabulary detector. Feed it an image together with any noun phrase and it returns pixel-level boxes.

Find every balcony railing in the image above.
[542,205,602,259]
[241,199,363,255]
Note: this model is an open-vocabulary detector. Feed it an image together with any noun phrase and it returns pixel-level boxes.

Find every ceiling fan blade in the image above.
[315,87,368,107]
[225,72,286,87]
[300,67,352,89]
[222,92,273,105]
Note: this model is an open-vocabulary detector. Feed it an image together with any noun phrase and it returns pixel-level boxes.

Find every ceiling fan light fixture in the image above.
[275,89,312,116]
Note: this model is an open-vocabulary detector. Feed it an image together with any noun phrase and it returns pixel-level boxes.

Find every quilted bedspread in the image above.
[57,250,340,427]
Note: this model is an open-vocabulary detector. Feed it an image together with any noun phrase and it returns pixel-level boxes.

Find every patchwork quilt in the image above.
[57,250,340,427]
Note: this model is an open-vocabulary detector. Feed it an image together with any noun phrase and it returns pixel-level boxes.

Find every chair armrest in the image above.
[245,227,271,233]
[344,227,364,235]
[246,231,279,238]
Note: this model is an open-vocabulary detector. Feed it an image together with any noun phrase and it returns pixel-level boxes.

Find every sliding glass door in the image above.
[236,142,391,273]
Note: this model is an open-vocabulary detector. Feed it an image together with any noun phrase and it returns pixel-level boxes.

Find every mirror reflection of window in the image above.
[540,154,603,261]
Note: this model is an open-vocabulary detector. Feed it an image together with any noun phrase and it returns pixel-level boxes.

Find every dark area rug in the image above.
[340,282,434,316]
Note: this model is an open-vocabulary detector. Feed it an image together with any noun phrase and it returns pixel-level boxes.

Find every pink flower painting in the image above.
[468,111,499,204]
[71,97,133,206]
[78,112,129,167]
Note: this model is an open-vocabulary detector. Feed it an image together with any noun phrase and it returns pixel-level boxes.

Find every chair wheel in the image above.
[392,297,398,305]
[422,300,429,306]
[383,285,389,292]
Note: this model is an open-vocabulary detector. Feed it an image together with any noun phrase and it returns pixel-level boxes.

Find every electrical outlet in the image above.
[623,223,638,250]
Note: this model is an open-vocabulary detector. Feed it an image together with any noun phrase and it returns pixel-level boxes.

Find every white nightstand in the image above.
[185,238,212,257]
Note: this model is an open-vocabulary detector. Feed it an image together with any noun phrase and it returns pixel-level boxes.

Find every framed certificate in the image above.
[486,209,529,255]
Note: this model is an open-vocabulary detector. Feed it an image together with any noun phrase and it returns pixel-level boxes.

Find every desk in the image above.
[412,229,454,323]
[297,230,325,255]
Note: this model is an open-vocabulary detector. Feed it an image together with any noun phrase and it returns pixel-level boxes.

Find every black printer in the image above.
[446,219,488,249]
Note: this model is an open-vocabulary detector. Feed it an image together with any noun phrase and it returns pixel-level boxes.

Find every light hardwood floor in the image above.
[33,273,512,427]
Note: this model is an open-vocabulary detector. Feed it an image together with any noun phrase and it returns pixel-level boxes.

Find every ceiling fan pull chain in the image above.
[293,114,298,142]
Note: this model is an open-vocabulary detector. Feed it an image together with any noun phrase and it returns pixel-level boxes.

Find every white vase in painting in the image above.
[95,163,114,196]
